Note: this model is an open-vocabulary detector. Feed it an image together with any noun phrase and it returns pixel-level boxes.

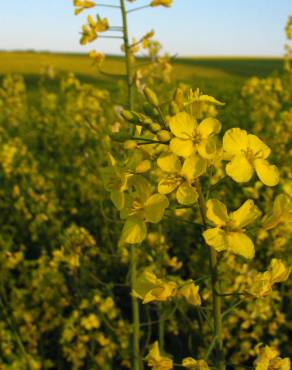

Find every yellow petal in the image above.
[176,182,198,205]
[144,194,169,223]
[110,190,124,210]
[205,199,229,226]
[158,178,180,195]
[157,152,181,173]
[198,95,225,106]
[120,216,147,244]
[198,117,221,139]
[226,232,255,259]
[226,154,254,183]
[247,134,271,159]
[223,128,248,155]
[197,137,217,159]
[181,154,207,181]
[203,228,228,252]
[129,175,152,202]
[170,137,194,158]
[231,199,261,228]
[169,112,196,139]
[254,159,280,186]
[268,259,291,284]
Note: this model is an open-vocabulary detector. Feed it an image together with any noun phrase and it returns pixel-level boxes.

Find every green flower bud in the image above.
[169,101,180,115]
[149,123,161,133]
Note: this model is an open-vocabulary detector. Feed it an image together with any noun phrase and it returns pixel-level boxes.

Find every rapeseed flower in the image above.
[203,199,261,259]
[169,112,221,158]
[223,128,279,186]
[147,341,173,370]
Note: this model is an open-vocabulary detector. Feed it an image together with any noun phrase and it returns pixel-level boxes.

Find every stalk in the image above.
[130,244,140,370]
[119,2,140,368]
[158,304,165,353]
[195,179,225,370]
[120,0,134,110]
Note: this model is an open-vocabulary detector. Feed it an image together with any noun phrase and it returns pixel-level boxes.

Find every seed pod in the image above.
[144,87,159,107]
[157,130,171,143]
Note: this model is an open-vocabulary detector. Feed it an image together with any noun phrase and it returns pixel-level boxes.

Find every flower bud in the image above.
[149,123,161,133]
[157,130,171,143]
[143,87,159,107]
[124,140,137,150]
[169,101,180,115]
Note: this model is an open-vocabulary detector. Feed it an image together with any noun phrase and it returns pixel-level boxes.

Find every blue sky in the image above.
[0,0,291,56]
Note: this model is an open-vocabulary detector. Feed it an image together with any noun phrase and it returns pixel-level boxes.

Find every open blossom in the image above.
[254,345,291,370]
[73,0,96,15]
[203,199,261,259]
[132,270,177,304]
[182,357,210,370]
[119,176,169,244]
[150,0,173,7]
[262,194,292,229]
[147,341,173,370]
[223,128,279,186]
[169,112,221,158]
[157,152,207,205]
[177,280,201,306]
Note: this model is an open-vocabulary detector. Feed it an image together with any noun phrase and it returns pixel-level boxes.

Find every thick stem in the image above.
[120,0,134,110]
[196,179,225,370]
[130,245,140,370]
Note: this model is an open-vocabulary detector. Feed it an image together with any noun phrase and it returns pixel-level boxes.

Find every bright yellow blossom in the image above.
[150,0,173,7]
[254,345,291,370]
[169,112,221,158]
[120,176,169,244]
[182,357,210,369]
[73,0,96,15]
[147,341,173,370]
[262,194,292,229]
[177,280,201,306]
[223,128,279,186]
[157,152,207,205]
[203,199,261,259]
[132,270,177,304]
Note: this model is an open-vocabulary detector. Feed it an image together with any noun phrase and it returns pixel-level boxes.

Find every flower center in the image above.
[191,130,202,144]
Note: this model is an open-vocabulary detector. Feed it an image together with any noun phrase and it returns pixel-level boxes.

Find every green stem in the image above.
[158,304,165,353]
[130,245,140,370]
[196,179,225,370]
[120,0,134,110]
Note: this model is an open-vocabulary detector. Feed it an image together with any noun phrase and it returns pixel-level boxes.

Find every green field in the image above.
[0,51,283,93]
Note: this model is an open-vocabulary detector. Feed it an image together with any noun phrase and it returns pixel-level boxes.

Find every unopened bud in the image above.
[157,130,171,143]
[144,87,159,107]
[124,140,137,150]
[149,123,161,133]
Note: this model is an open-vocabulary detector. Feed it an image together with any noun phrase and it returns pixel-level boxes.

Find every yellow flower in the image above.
[268,258,291,285]
[182,357,210,369]
[132,270,177,304]
[120,176,169,244]
[177,281,201,306]
[157,152,207,205]
[150,0,173,7]
[203,199,261,259]
[89,50,105,67]
[169,112,221,158]
[255,345,291,370]
[147,341,173,370]
[74,0,96,15]
[81,314,100,330]
[262,194,292,229]
[100,154,131,210]
[223,128,279,186]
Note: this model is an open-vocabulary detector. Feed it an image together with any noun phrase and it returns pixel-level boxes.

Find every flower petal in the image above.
[231,199,261,228]
[120,216,147,244]
[144,194,169,223]
[226,154,254,183]
[226,232,255,259]
[247,134,271,159]
[197,137,217,159]
[158,178,180,194]
[157,152,182,173]
[110,190,124,210]
[223,128,248,155]
[169,111,196,139]
[176,182,198,205]
[198,117,222,139]
[203,228,228,252]
[181,154,207,181]
[254,159,280,186]
[170,137,194,158]
[205,199,229,226]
